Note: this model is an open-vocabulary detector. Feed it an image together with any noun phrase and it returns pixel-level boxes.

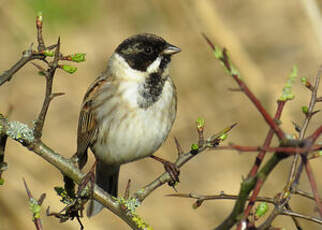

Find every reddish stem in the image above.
[248,101,286,177]
[308,125,322,143]
[215,145,321,154]
[303,156,322,217]
[202,34,286,141]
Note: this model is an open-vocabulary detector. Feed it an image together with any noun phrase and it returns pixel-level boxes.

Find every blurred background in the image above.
[0,0,322,229]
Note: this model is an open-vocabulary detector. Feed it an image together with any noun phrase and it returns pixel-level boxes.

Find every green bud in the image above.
[71,53,86,63]
[38,71,46,76]
[289,65,298,80]
[302,106,308,114]
[300,77,307,84]
[43,50,54,57]
[0,178,4,185]
[61,65,77,74]
[219,134,228,141]
[196,117,205,129]
[255,202,269,219]
[37,12,43,22]
[29,198,41,219]
[191,144,199,151]
[213,46,223,59]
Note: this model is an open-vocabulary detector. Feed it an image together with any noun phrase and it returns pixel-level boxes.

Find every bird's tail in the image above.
[87,161,120,217]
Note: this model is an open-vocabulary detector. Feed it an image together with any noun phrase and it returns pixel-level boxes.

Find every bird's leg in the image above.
[150,155,180,188]
[78,160,96,198]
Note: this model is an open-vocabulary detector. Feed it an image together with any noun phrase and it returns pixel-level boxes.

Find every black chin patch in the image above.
[138,72,166,109]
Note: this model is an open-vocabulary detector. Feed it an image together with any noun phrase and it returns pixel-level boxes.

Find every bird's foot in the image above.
[150,155,180,189]
[78,161,96,197]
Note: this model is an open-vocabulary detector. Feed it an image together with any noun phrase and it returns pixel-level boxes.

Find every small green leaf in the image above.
[300,77,307,84]
[71,53,86,63]
[38,71,46,76]
[0,178,4,185]
[213,46,223,59]
[43,50,54,57]
[219,134,228,141]
[279,65,298,101]
[302,106,308,114]
[29,198,41,219]
[37,11,43,22]
[191,144,199,151]
[61,65,77,74]
[196,117,205,129]
[255,202,269,219]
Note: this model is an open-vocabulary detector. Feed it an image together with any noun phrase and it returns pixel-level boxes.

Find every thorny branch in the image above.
[0,14,237,230]
[200,34,322,229]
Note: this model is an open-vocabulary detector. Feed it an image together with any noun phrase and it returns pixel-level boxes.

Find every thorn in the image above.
[311,110,320,116]
[174,137,184,156]
[292,121,302,133]
[5,104,13,118]
[38,193,46,205]
[31,62,46,72]
[201,33,215,50]
[23,178,32,198]
[46,44,58,50]
[49,92,65,100]
[230,122,238,129]
[123,179,131,199]
[28,43,34,52]
[53,37,61,64]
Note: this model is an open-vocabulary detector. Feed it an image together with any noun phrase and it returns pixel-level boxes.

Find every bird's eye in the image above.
[144,47,152,54]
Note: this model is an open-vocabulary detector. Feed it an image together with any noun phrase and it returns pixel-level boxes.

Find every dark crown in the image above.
[115,33,173,72]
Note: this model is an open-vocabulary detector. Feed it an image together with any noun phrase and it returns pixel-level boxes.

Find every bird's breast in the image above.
[92,79,176,165]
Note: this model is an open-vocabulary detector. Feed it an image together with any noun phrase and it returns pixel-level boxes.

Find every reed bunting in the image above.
[74,33,181,216]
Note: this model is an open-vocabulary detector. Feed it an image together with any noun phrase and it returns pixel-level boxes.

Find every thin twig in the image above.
[294,188,320,201]
[292,66,321,186]
[214,144,321,154]
[33,37,61,140]
[133,123,236,202]
[248,100,286,178]
[0,52,45,86]
[23,178,44,230]
[167,192,276,205]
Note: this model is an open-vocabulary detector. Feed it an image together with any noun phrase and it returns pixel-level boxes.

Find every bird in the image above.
[74,33,181,217]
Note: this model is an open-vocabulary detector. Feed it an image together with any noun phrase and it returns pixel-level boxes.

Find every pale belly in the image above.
[92,80,176,165]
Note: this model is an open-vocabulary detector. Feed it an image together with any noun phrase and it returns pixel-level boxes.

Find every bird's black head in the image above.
[115,33,181,72]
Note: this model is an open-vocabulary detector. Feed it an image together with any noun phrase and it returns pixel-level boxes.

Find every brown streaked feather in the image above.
[75,73,114,169]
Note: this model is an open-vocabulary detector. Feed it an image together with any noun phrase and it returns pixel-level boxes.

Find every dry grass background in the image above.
[0,0,322,229]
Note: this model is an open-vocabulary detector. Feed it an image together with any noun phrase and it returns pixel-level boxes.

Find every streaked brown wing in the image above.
[75,73,112,169]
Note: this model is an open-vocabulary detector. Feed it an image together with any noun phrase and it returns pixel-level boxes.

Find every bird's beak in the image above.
[162,44,181,55]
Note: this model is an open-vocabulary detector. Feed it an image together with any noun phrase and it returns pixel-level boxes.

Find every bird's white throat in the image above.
[109,53,167,81]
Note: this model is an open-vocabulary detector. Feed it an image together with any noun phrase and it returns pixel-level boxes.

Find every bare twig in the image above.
[294,188,319,201]
[303,156,322,217]
[248,100,286,178]
[167,192,276,205]
[0,51,45,86]
[214,144,321,154]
